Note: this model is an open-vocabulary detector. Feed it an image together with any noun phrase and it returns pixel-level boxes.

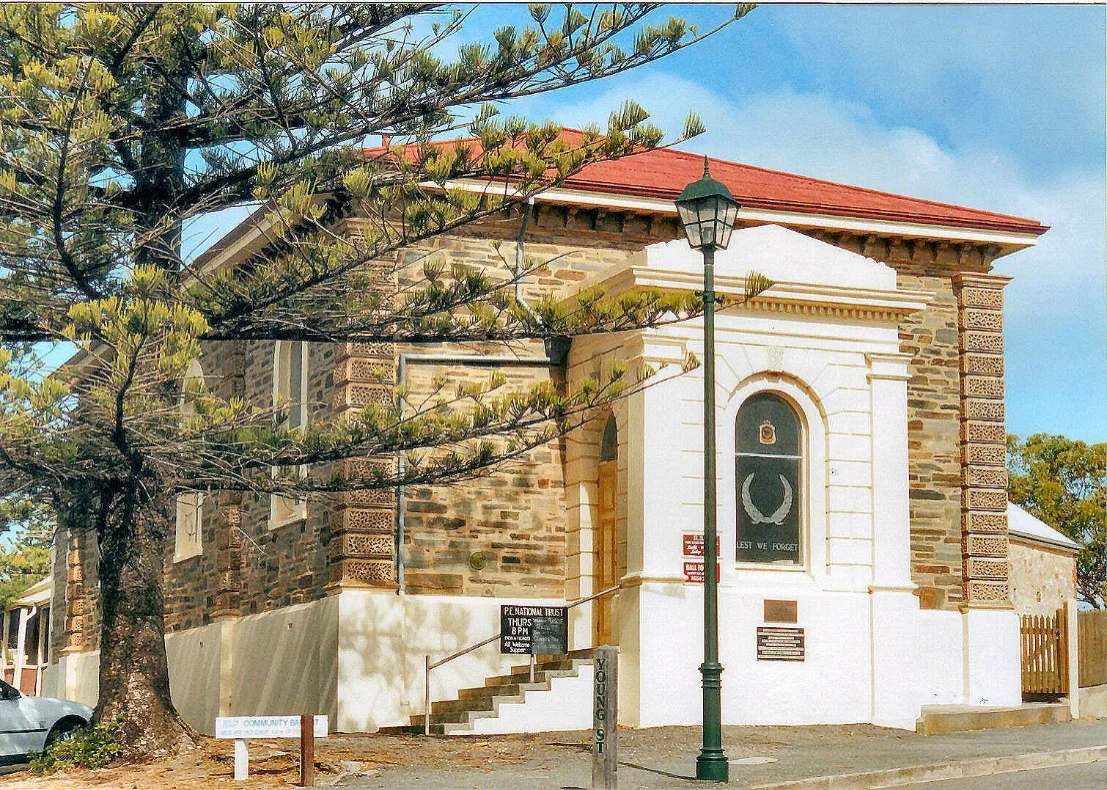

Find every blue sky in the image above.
[187,4,1106,443]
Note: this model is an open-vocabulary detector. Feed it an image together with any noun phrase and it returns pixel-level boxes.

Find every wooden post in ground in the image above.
[300,714,315,787]
[592,645,617,790]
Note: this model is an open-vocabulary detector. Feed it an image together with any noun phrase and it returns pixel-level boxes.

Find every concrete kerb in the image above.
[748,745,1107,789]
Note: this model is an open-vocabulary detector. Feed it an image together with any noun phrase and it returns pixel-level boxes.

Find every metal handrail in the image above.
[423,583,621,734]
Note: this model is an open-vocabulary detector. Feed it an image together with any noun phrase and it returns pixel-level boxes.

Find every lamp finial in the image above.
[703,155,710,178]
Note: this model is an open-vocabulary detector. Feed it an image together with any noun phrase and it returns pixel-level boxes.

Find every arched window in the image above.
[174,359,205,562]
[599,414,618,462]
[735,393,802,565]
[270,341,308,527]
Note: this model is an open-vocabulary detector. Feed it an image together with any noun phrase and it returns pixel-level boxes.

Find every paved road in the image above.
[908,761,1107,788]
[332,720,1107,789]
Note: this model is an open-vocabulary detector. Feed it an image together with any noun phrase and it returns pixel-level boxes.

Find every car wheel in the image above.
[45,719,83,748]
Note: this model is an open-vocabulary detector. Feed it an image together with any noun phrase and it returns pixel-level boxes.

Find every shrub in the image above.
[29,719,123,773]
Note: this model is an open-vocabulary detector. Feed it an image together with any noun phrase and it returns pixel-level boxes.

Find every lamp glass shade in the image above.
[674,162,739,251]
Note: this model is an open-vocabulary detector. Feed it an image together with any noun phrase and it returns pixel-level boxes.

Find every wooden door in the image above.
[593,460,618,645]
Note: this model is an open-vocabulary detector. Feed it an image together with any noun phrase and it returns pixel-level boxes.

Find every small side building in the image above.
[1006,503,1080,616]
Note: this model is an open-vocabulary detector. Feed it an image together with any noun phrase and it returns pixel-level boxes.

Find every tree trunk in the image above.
[95,491,197,759]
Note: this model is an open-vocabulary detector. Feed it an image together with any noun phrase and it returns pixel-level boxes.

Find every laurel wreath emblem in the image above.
[741,473,793,525]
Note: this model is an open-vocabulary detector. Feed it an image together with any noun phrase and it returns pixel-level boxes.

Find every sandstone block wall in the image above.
[1008,539,1076,615]
[52,208,1018,653]
[388,210,661,599]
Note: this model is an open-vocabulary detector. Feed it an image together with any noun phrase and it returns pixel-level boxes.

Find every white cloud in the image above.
[514,73,1105,440]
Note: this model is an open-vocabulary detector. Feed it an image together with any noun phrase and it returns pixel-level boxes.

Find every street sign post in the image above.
[592,645,618,790]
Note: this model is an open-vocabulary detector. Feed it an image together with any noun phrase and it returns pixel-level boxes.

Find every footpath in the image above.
[331,718,1107,789]
[2,718,1103,789]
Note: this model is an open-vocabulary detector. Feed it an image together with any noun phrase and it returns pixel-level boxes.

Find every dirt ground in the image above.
[0,725,893,789]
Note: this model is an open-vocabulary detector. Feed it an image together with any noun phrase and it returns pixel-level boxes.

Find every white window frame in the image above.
[174,359,205,562]
[270,341,309,529]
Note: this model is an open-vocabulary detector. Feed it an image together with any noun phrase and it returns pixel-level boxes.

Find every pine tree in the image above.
[0,4,762,756]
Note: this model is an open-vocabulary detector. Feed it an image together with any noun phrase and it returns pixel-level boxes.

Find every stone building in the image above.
[43,142,1065,733]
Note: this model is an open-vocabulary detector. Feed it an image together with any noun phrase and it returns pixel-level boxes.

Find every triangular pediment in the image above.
[570,224,930,321]
[636,224,899,291]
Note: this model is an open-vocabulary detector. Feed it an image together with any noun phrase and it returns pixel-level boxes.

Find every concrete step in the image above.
[917,702,1071,735]
[400,657,592,732]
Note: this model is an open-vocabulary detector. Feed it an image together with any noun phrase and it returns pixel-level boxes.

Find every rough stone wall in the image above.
[1008,539,1076,615]
[160,339,342,631]
[389,210,675,598]
[49,535,67,661]
[399,356,568,597]
[160,341,242,630]
[233,341,337,616]
[812,233,1000,611]
[894,267,965,610]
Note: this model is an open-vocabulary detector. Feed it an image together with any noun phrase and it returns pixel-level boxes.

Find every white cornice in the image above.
[572,262,932,322]
[436,178,1041,251]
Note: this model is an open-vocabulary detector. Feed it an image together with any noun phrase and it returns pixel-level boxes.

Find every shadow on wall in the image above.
[336,591,564,732]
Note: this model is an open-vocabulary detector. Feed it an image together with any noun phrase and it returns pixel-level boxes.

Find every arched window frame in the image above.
[174,359,205,562]
[270,341,309,529]
[721,378,828,580]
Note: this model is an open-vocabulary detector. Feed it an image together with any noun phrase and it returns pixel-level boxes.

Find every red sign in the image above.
[682,561,721,584]
[682,533,721,558]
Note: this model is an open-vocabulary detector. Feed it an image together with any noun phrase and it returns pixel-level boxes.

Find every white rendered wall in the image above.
[601,227,1021,730]
[227,597,339,725]
[335,589,590,732]
[166,622,223,733]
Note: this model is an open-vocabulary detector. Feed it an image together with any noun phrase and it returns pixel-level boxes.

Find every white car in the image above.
[0,679,91,761]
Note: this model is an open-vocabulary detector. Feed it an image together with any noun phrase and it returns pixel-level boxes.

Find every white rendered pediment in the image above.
[638,224,898,291]
[572,224,929,319]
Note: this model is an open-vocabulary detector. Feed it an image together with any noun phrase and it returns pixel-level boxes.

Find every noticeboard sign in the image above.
[500,605,568,655]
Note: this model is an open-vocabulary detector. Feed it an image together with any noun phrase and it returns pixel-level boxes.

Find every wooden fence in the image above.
[1078,609,1107,688]
[1019,610,1068,695]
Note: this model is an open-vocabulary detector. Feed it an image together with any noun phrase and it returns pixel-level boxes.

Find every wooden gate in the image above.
[1020,610,1068,695]
[1078,609,1107,688]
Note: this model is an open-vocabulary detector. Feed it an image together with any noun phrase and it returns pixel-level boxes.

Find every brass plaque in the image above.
[763,599,798,624]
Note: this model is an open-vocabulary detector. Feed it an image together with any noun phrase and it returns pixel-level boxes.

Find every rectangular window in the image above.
[174,491,204,561]
[270,341,309,529]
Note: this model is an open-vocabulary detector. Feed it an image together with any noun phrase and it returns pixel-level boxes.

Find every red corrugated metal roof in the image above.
[366,133,1047,237]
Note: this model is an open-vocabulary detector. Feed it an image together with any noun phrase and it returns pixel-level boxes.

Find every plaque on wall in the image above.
[763,599,798,624]
[756,626,805,661]
[500,605,568,655]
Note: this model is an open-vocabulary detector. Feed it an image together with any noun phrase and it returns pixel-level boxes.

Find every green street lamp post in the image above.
[675,157,739,783]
